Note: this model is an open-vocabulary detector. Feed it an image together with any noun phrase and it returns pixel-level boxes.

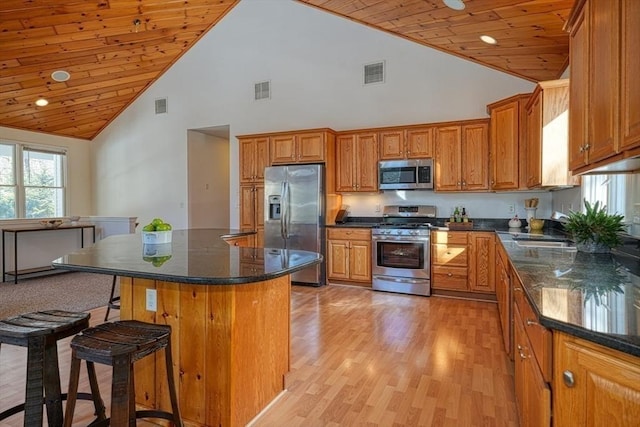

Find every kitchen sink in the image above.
[514,240,574,248]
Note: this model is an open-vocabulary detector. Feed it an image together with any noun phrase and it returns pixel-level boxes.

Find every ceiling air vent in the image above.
[364,61,385,85]
[254,80,271,101]
[155,97,168,114]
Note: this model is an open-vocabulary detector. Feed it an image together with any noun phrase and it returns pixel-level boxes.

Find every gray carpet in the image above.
[0,272,114,319]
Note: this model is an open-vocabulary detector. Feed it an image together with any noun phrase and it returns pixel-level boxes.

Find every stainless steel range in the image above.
[372,205,437,296]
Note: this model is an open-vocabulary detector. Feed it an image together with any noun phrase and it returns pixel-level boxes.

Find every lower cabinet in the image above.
[496,240,512,358]
[326,228,372,286]
[553,331,640,427]
[431,231,495,295]
[513,303,551,427]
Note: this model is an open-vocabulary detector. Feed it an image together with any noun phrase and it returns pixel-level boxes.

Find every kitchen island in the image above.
[52,228,322,427]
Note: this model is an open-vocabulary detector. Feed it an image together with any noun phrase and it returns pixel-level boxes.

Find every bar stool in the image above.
[64,320,183,427]
[0,310,106,426]
[104,275,120,321]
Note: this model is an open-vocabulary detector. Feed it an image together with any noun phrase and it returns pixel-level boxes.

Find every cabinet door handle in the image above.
[563,370,575,388]
[447,272,453,277]
[579,145,585,153]
[584,143,591,151]
[526,319,538,326]
[513,287,522,292]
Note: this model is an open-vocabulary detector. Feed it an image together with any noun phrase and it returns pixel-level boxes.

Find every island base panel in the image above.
[119,275,291,426]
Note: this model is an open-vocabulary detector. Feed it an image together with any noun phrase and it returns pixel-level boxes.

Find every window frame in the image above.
[0,140,68,219]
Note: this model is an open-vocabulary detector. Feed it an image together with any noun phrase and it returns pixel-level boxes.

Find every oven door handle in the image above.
[372,237,430,242]
[374,275,430,284]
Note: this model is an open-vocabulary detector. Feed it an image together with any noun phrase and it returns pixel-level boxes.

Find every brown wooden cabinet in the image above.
[513,303,551,427]
[567,0,640,172]
[434,121,489,192]
[239,137,269,184]
[379,127,434,160]
[326,228,371,285]
[487,94,530,190]
[239,184,264,247]
[525,79,578,188]
[270,131,328,165]
[553,331,640,427]
[336,132,378,192]
[621,0,640,152]
[431,231,468,291]
[512,270,552,427]
[468,232,495,293]
[495,240,512,358]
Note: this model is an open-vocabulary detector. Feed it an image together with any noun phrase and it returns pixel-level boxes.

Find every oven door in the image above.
[372,236,430,279]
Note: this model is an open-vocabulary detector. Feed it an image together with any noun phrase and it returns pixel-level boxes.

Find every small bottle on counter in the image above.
[453,207,460,222]
[462,208,468,223]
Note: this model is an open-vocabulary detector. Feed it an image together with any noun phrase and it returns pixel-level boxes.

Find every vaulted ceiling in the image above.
[0,0,574,141]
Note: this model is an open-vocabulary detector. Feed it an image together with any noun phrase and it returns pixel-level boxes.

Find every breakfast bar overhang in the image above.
[52,229,322,427]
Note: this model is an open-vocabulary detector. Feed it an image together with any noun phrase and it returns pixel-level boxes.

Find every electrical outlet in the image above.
[146,289,157,312]
[375,204,381,213]
[508,203,515,214]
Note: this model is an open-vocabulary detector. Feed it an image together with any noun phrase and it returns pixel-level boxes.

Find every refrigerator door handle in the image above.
[283,181,290,239]
[280,182,287,240]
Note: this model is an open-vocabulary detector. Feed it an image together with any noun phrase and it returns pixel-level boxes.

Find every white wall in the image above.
[90,0,535,228]
[342,191,553,221]
[187,131,230,228]
[0,126,92,216]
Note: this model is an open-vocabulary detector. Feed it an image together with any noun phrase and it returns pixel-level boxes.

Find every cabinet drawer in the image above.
[431,231,468,245]
[513,285,552,382]
[431,243,468,267]
[432,265,468,290]
[327,228,371,240]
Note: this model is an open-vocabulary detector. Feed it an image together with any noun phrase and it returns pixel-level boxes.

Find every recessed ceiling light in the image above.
[480,35,498,45]
[51,70,71,82]
[35,98,49,107]
[443,0,465,10]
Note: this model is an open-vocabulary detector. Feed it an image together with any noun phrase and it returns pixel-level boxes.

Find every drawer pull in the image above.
[447,273,453,277]
[513,287,522,292]
[526,319,538,326]
[563,370,575,388]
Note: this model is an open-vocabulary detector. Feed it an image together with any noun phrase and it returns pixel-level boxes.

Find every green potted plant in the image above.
[563,199,626,253]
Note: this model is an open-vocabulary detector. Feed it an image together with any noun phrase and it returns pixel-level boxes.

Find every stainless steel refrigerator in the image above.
[264,164,325,286]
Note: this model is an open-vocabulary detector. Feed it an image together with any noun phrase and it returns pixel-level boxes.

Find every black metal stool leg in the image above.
[165,340,184,427]
[104,275,120,322]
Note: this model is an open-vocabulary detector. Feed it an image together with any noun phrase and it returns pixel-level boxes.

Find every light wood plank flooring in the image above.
[0,285,517,426]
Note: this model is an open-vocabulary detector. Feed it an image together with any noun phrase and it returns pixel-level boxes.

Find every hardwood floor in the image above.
[0,285,517,426]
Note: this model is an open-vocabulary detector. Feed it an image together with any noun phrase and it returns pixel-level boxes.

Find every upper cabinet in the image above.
[270,130,331,165]
[336,132,378,192]
[621,0,640,152]
[566,0,640,173]
[379,127,434,160]
[525,79,579,188]
[434,120,489,192]
[487,94,531,191]
[239,137,269,184]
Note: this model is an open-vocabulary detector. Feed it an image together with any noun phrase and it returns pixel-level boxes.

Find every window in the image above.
[0,141,67,219]
[582,173,640,232]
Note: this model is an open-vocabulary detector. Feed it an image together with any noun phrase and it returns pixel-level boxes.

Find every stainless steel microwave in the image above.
[378,159,434,190]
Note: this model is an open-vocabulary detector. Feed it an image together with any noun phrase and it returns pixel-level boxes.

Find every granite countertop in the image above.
[52,228,322,285]
[498,232,640,357]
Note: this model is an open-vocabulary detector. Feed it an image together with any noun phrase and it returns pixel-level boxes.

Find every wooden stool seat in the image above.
[64,320,183,426]
[0,310,105,426]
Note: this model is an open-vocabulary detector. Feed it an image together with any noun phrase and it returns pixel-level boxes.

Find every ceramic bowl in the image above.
[529,218,545,230]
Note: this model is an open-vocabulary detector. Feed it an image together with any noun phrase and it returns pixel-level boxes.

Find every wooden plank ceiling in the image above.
[1,0,573,141]
[0,0,240,140]
[298,0,575,81]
